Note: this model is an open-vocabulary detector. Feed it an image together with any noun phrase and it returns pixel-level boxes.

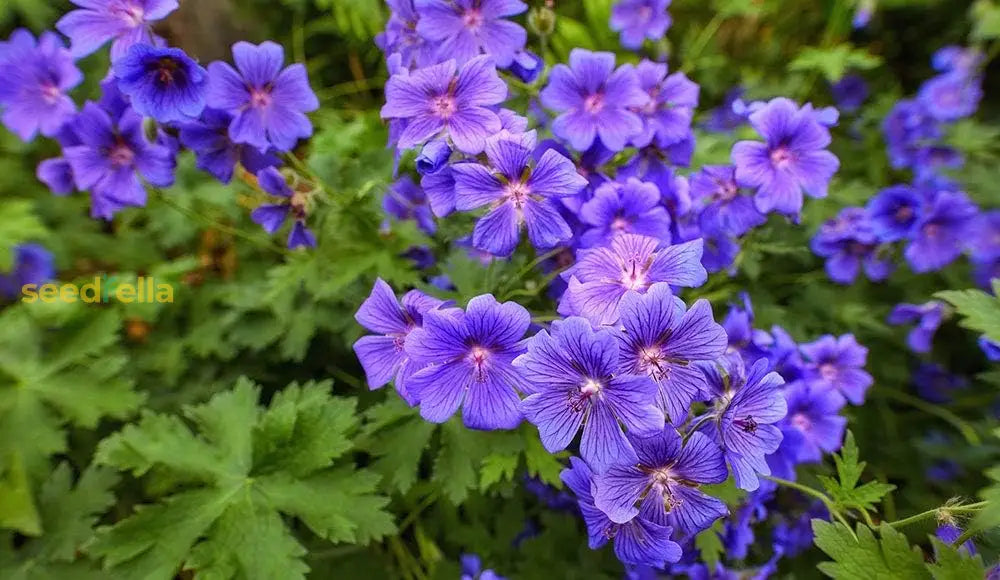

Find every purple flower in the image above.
[800,334,872,405]
[0,30,82,141]
[561,457,682,567]
[610,0,672,50]
[383,175,436,235]
[701,231,740,274]
[979,336,1000,362]
[705,357,787,491]
[593,428,728,537]
[206,41,319,152]
[731,97,840,216]
[630,60,698,149]
[460,553,506,580]
[852,0,874,28]
[579,178,672,248]
[405,294,532,429]
[703,86,745,133]
[918,72,982,122]
[177,108,280,183]
[810,207,893,285]
[882,99,940,170]
[540,49,649,152]
[904,190,977,273]
[830,74,868,112]
[932,46,984,76]
[57,0,177,61]
[452,137,587,256]
[559,235,707,326]
[113,44,207,123]
[381,55,507,154]
[414,0,527,68]
[63,102,175,219]
[887,301,945,353]
[866,185,922,242]
[415,139,452,175]
[617,283,727,423]
[690,165,766,237]
[913,363,967,404]
[0,243,56,299]
[507,50,544,84]
[913,145,963,183]
[249,167,317,249]
[935,524,976,555]
[967,210,1000,264]
[517,317,664,472]
[722,292,772,363]
[777,381,846,466]
[377,0,441,69]
[353,278,453,406]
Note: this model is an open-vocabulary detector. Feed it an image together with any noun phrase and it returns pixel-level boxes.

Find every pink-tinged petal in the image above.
[646,239,707,288]
[233,41,284,87]
[463,364,524,429]
[455,55,508,106]
[472,202,521,256]
[447,106,502,154]
[522,390,585,452]
[529,149,589,198]
[409,361,473,423]
[355,278,408,334]
[353,335,404,389]
[581,401,638,473]
[523,199,572,249]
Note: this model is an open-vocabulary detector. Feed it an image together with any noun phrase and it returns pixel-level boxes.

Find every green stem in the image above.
[765,476,856,538]
[874,389,980,445]
[397,492,439,533]
[681,13,725,73]
[888,501,989,529]
[151,189,290,256]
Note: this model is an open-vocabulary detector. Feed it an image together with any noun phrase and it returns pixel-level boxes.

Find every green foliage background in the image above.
[1,0,999,578]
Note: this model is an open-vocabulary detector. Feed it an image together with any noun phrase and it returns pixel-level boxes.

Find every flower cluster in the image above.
[1,2,319,246]
[358,0,887,572]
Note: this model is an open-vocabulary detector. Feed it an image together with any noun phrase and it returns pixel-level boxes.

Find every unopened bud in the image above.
[528,7,556,36]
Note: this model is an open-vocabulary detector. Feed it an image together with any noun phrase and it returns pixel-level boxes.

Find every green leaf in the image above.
[813,520,930,579]
[89,379,393,580]
[433,419,490,504]
[0,463,118,579]
[0,452,41,536]
[694,521,725,567]
[0,201,46,271]
[819,431,895,514]
[789,45,882,82]
[971,0,1000,41]
[360,401,436,494]
[936,285,1000,343]
[927,537,986,579]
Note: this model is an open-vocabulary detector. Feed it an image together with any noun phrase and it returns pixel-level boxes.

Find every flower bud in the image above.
[416,140,452,175]
[528,7,556,36]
